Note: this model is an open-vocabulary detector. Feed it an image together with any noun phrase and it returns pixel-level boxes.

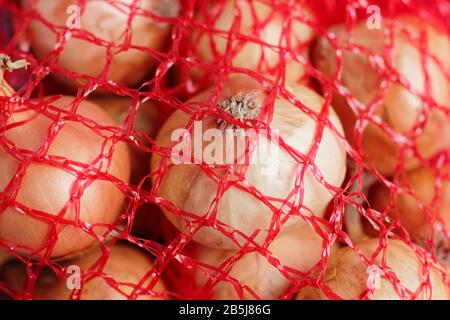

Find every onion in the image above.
[188,0,314,85]
[0,56,131,259]
[312,16,450,175]
[20,0,180,89]
[41,243,166,300]
[369,166,450,248]
[151,74,346,249]
[297,239,449,300]
[88,96,159,139]
[2,243,166,300]
[0,250,11,268]
[187,224,327,299]
[1,258,65,298]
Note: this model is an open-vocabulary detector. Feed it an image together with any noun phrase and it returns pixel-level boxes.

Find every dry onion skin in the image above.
[369,166,450,250]
[20,0,180,89]
[188,0,315,85]
[0,57,131,259]
[297,239,449,300]
[312,16,450,175]
[151,74,346,249]
[187,224,326,299]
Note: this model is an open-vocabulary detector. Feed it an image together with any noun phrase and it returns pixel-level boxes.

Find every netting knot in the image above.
[366,264,384,293]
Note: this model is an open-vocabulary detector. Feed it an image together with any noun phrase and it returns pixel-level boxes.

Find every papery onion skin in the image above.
[152,74,346,249]
[312,17,450,175]
[187,224,327,300]
[20,0,179,90]
[0,96,131,259]
[188,0,315,85]
[296,239,449,300]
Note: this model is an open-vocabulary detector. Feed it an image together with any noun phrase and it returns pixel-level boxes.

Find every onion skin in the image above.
[0,96,131,259]
[312,17,450,175]
[188,0,314,85]
[20,0,179,89]
[187,224,327,300]
[297,239,449,300]
[369,166,450,246]
[152,74,347,249]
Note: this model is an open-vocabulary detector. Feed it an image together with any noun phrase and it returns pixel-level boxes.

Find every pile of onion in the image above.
[3,1,449,303]
[152,74,346,249]
[297,239,449,300]
[20,0,180,89]
[312,16,450,175]
[2,243,166,300]
[186,223,328,299]
[0,55,131,259]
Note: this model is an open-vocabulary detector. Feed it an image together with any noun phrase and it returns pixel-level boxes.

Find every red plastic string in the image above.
[0,0,449,300]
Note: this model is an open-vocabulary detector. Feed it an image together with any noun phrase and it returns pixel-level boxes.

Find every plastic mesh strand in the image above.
[0,0,448,300]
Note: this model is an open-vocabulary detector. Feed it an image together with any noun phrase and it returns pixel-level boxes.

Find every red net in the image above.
[0,0,449,300]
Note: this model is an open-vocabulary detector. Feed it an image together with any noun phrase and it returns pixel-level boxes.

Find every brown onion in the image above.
[312,16,450,175]
[40,243,166,300]
[20,0,180,89]
[2,243,166,300]
[0,57,131,258]
[152,74,346,249]
[297,239,449,300]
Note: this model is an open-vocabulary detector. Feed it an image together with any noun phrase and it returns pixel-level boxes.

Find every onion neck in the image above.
[217,92,262,129]
[0,54,28,97]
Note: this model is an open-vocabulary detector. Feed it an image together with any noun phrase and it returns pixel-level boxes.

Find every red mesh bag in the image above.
[0,0,449,300]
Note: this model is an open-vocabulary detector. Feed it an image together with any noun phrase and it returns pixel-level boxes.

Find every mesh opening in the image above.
[0,0,449,300]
